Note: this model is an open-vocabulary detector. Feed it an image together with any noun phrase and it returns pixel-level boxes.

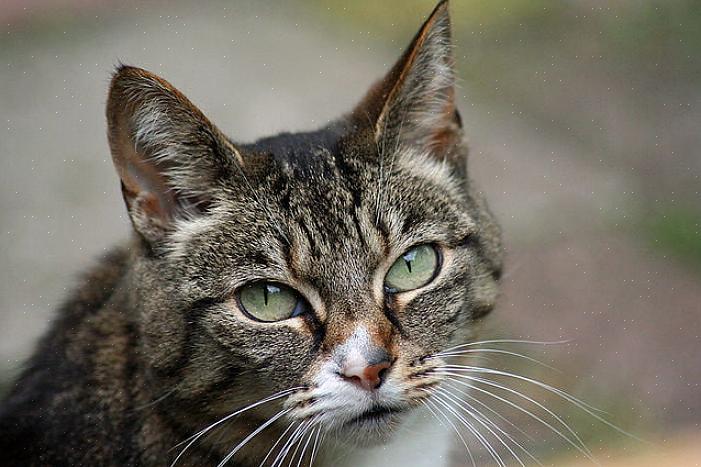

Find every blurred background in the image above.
[1,0,699,465]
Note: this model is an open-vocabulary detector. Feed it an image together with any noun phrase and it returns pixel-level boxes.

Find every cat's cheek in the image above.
[394,288,468,354]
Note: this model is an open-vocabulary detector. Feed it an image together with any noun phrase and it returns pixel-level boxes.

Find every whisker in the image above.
[422,394,476,467]
[258,422,296,467]
[170,387,302,467]
[437,387,534,467]
[441,365,626,422]
[217,408,291,467]
[437,339,572,356]
[285,422,311,467]
[271,420,310,467]
[433,390,514,467]
[133,387,177,411]
[270,422,303,467]
[462,397,543,467]
[442,380,536,443]
[435,348,561,372]
[307,426,322,467]
[428,390,506,467]
[295,422,316,467]
[439,372,595,461]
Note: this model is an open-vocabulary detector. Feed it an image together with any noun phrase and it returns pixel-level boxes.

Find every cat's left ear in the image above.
[352,0,461,161]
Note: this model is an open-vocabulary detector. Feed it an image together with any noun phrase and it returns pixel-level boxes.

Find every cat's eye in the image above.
[237,282,306,322]
[384,244,440,293]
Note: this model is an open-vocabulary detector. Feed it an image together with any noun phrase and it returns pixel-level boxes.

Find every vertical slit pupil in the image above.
[405,258,413,273]
[263,285,269,306]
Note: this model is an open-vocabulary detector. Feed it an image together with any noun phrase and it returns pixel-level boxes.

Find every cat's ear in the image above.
[106,65,239,244]
[352,0,460,159]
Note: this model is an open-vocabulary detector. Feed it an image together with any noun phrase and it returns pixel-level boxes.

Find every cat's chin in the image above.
[333,408,406,447]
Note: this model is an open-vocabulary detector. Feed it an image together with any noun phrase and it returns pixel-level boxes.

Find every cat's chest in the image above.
[317,406,454,467]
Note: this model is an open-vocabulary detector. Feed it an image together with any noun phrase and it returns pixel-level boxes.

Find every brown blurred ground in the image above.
[557,431,701,467]
[1,1,699,465]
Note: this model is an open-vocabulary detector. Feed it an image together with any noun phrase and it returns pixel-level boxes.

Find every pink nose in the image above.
[340,361,392,390]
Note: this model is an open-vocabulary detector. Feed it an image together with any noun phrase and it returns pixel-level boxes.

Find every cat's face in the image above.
[108,0,501,451]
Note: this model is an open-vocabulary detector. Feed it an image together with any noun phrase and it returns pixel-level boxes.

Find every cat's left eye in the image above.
[237,282,306,322]
[384,244,440,293]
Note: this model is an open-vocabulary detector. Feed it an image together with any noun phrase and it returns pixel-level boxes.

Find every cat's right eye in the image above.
[237,282,306,322]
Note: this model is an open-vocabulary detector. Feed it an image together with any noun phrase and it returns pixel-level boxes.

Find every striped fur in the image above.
[0,2,502,465]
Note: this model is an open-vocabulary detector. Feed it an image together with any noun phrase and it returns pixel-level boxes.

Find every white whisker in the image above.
[285,422,311,467]
[271,420,310,467]
[443,380,536,443]
[307,426,322,467]
[270,422,303,467]
[460,395,542,467]
[437,387,532,466]
[258,422,296,467]
[133,388,177,411]
[436,392,525,467]
[429,390,506,467]
[170,387,302,467]
[435,348,560,372]
[437,339,572,356]
[422,394,476,467]
[295,422,316,467]
[442,365,618,419]
[217,408,291,467]
[439,372,595,460]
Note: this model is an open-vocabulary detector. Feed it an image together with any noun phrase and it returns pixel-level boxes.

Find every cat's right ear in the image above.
[106,65,239,245]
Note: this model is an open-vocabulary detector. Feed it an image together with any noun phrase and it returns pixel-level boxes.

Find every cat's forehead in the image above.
[174,135,473,289]
[238,125,461,202]
[216,129,467,242]
[168,139,471,300]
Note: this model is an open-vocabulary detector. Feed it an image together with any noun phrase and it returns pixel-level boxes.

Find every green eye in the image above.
[384,244,440,293]
[238,282,305,322]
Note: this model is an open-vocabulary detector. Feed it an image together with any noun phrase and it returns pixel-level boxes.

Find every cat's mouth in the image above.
[344,405,406,428]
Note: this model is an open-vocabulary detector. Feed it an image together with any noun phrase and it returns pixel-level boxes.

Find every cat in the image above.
[0,1,502,466]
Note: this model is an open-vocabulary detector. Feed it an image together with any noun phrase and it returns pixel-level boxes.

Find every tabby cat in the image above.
[0,1,502,466]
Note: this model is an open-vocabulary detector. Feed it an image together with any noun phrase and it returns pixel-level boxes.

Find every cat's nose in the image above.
[340,359,392,391]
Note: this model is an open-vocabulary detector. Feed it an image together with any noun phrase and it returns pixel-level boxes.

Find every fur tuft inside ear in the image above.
[106,65,238,244]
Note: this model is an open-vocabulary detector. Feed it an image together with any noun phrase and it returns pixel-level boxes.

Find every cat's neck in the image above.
[317,405,454,467]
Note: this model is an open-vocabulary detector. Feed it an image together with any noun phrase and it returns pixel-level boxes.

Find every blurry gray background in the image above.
[1,0,700,465]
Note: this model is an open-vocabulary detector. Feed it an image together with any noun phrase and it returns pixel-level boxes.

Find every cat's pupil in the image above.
[403,250,417,273]
[264,284,282,306]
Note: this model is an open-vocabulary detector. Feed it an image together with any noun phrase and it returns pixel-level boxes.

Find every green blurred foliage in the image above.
[647,207,701,271]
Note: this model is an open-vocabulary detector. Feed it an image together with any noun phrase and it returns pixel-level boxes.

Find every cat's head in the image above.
[107,0,501,451]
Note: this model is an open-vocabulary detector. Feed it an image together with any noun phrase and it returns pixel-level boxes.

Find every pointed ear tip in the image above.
[111,64,150,84]
[434,0,451,16]
[107,65,152,122]
[424,0,451,35]
[108,65,166,107]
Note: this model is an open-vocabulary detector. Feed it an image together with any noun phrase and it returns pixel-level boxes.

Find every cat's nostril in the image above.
[340,361,392,391]
[341,374,363,386]
[377,367,389,383]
